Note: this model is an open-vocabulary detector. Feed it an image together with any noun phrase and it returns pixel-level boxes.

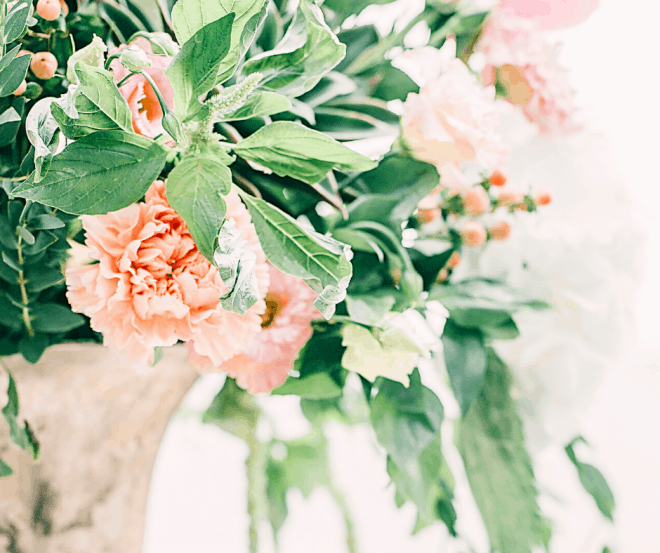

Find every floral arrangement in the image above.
[0,0,633,551]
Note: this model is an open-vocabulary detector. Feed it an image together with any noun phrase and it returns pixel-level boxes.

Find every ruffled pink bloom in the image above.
[66,181,269,366]
[189,266,318,394]
[478,10,579,134]
[401,41,508,171]
[498,0,599,30]
[109,37,175,140]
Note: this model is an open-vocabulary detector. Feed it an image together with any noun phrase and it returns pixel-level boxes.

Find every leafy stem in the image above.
[329,481,358,553]
[15,229,34,337]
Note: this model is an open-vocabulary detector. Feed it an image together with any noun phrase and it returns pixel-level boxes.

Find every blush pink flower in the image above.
[66,181,269,366]
[190,266,318,394]
[478,10,579,134]
[109,37,176,140]
[401,40,508,171]
[463,185,490,215]
[498,0,599,30]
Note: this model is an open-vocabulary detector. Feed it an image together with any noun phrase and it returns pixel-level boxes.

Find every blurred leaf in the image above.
[566,440,615,521]
[368,63,419,101]
[0,457,12,477]
[457,349,546,553]
[2,371,40,459]
[17,334,49,363]
[272,372,342,399]
[334,25,379,73]
[345,291,395,326]
[30,303,85,334]
[202,377,259,441]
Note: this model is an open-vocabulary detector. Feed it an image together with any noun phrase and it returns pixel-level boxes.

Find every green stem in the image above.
[246,430,266,553]
[140,70,169,115]
[16,229,34,338]
[329,481,358,553]
[116,71,137,87]
[104,51,121,70]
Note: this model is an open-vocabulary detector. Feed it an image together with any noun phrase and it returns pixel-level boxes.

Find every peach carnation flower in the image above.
[189,266,318,394]
[109,37,176,140]
[66,181,269,365]
[401,39,509,171]
[478,10,579,134]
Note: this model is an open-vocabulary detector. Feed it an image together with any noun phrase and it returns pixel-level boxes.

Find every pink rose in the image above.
[109,37,176,140]
[498,0,599,30]
[401,40,509,171]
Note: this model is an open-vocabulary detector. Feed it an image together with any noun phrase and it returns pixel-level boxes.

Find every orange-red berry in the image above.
[534,189,552,206]
[489,170,507,187]
[417,207,441,223]
[463,185,490,215]
[447,251,461,269]
[11,80,27,96]
[460,221,487,246]
[489,221,511,240]
[31,52,58,80]
[36,0,61,20]
[497,188,524,206]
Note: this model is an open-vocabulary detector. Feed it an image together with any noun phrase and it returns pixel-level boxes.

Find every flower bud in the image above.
[119,44,153,73]
[497,187,524,206]
[161,110,187,147]
[460,221,487,246]
[463,185,490,215]
[488,170,507,187]
[66,35,107,84]
[147,33,180,57]
[489,220,511,240]
[447,251,461,269]
[534,188,552,206]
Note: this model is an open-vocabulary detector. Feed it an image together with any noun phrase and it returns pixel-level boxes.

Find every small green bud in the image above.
[66,35,107,84]
[162,110,188,147]
[119,44,153,72]
[23,82,42,100]
[208,73,262,117]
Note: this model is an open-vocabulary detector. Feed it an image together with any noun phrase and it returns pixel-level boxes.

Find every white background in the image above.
[143,1,660,551]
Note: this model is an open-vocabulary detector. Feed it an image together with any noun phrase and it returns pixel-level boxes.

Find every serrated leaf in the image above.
[25,98,61,181]
[166,13,235,119]
[30,303,86,333]
[457,349,545,553]
[233,121,376,184]
[441,320,487,417]
[370,369,443,465]
[13,131,168,215]
[172,0,268,85]
[166,155,230,262]
[240,193,352,318]
[51,64,133,139]
[2,371,40,460]
[272,372,342,399]
[0,107,22,148]
[0,46,31,97]
[242,0,346,97]
[221,90,291,121]
[214,218,260,314]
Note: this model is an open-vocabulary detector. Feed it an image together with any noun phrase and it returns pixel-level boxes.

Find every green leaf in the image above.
[272,372,342,399]
[30,303,86,334]
[27,214,65,231]
[172,0,268,84]
[2,0,31,43]
[441,320,487,417]
[166,155,230,262]
[25,267,64,293]
[370,369,443,465]
[457,349,545,553]
[25,98,61,181]
[214,217,261,315]
[15,225,35,245]
[233,121,376,185]
[345,292,396,326]
[18,334,49,363]
[565,440,615,521]
[240,193,352,318]
[221,91,291,122]
[202,377,259,441]
[0,45,31,97]
[0,457,12,477]
[387,435,457,535]
[0,107,22,148]
[0,295,23,330]
[51,64,133,139]
[2,371,40,460]
[13,131,168,215]
[409,240,454,291]
[294,327,345,378]
[323,0,396,19]
[242,0,346,98]
[166,13,235,119]
[369,63,420,102]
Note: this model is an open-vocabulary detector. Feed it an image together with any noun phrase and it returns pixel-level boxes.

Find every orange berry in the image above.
[447,251,461,269]
[463,185,490,215]
[489,221,511,240]
[460,221,487,246]
[489,170,507,187]
[497,188,524,206]
[11,80,27,96]
[36,0,61,20]
[534,188,552,206]
[31,52,58,80]
[417,207,441,223]
[59,0,69,15]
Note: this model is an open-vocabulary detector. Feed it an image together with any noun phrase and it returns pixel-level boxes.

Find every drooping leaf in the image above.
[233,121,376,184]
[13,131,168,215]
[203,377,260,441]
[51,64,133,139]
[214,218,261,314]
[1,371,40,460]
[242,0,346,98]
[171,0,268,84]
[0,45,31,98]
[240,193,352,318]
[441,320,487,417]
[565,440,615,521]
[165,13,235,119]
[166,155,231,262]
[457,350,546,553]
[272,372,342,399]
[370,369,444,466]
[25,98,61,181]
[17,334,49,364]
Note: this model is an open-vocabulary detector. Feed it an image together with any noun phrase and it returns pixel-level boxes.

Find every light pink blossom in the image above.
[66,181,269,366]
[498,0,599,30]
[190,266,318,394]
[109,37,176,140]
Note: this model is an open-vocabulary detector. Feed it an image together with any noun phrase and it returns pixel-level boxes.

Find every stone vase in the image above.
[0,343,198,553]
